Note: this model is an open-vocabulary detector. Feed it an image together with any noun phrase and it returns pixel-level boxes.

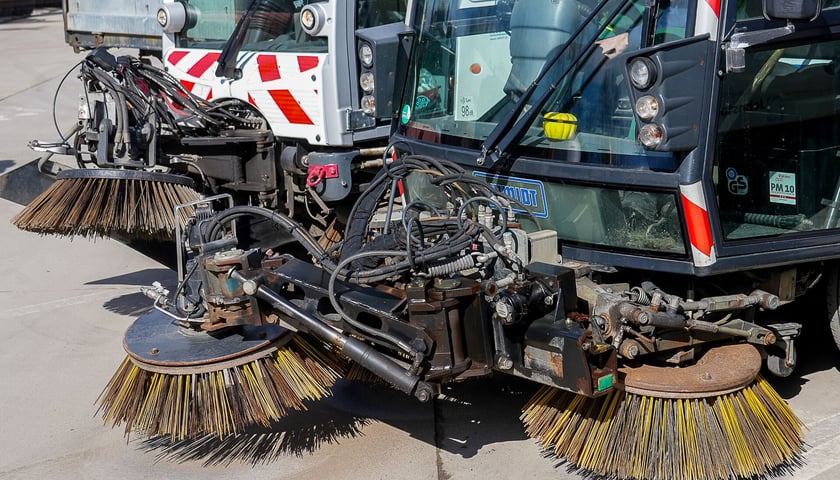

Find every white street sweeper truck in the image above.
[16,0,409,239]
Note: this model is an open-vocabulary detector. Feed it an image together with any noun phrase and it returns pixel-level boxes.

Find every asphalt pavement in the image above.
[1,9,839,480]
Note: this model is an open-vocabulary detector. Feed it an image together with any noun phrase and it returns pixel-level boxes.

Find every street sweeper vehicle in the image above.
[16,0,409,239]
[14,0,840,479]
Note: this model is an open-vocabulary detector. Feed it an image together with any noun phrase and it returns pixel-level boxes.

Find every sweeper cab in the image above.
[20,0,409,238]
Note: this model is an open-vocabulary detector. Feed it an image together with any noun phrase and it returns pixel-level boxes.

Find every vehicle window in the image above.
[715,36,840,240]
[357,0,407,29]
[239,0,328,53]
[399,0,690,172]
[179,0,329,53]
[179,0,247,49]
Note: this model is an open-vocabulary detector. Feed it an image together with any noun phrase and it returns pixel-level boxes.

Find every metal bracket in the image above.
[724,24,794,73]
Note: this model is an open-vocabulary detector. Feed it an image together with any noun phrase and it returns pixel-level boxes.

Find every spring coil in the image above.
[426,255,475,277]
[629,286,651,305]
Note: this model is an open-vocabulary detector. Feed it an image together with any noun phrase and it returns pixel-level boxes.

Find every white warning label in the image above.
[458,95,476,120]
[769,171,796,205]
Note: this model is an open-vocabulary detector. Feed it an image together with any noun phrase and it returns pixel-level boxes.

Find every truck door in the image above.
[713,9,840,247]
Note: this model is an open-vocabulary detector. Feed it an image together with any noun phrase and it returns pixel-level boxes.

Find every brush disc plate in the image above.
[123,309,291,374]
[619,343,761,398]
[57,168,196,187]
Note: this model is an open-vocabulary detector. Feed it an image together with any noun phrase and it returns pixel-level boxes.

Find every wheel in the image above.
[825,265,840,351]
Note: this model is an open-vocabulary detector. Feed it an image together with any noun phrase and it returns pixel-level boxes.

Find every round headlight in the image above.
[301,8,316,30]
[157,3,188,33]
[361,95,376,115]
[156,8,168,27]
[300,4,327,36]
[635,95,660,121]
[360,72,375,93]
[639,123,665,148]
[359,43,373,68]
[629,57,657,89]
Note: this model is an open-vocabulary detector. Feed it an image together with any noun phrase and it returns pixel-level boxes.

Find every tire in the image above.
[826,265,840,351]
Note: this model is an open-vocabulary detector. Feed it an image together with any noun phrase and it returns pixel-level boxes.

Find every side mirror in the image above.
[763,0,822,21]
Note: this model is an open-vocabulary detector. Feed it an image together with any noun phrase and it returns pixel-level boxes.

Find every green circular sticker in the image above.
[400,104,411,124]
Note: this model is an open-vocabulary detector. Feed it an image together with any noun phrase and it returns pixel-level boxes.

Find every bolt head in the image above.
[497,355,513,370]
[242,279,258,296]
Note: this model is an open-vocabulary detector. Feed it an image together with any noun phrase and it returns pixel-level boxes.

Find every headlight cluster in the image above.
[628,57,664,148]
[359,42,376,115]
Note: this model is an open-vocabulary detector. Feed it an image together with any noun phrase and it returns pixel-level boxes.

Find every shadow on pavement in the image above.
[0,159,14,174]
[138,387,373,466]
[134,375,540,466]
[103,292,155,317]
[86,268,176,287]
[0,158,54,205]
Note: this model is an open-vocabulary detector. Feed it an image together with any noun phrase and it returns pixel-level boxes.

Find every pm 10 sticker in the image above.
[769,171,796,205]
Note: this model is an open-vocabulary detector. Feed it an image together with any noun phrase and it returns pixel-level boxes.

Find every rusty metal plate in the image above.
[123,309,290,372]
[619,343,761,398]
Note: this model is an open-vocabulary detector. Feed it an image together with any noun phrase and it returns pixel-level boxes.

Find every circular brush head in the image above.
[12,169,202,240]
[521,344,805,480]
[96,310,348,441]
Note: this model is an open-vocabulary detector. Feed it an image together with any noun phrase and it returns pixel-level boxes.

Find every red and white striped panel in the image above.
[235,53,326,141]
[165,49,224,101]
[695,0,721,40]
[680,182,716,267]
[163,49,328,144]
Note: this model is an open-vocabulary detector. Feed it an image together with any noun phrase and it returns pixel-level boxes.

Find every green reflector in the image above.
[597,374,615,391]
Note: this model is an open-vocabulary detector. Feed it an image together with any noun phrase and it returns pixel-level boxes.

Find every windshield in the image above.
[397,0,689,171]
[396,0,691,256]
[178,0,247,49]
[235,0,328,53]
[179,0,408,52]
[178,0,330,51]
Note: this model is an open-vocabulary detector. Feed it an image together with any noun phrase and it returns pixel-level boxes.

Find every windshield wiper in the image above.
[215,0,259,80]
[478,0,631,169]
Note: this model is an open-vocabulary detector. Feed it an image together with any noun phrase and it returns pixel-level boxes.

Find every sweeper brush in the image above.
[521,344,805,480]
[12,169,201,240]
[96,310,347,441]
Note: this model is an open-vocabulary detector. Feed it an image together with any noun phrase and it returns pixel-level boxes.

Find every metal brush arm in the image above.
[230,269,435,403]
